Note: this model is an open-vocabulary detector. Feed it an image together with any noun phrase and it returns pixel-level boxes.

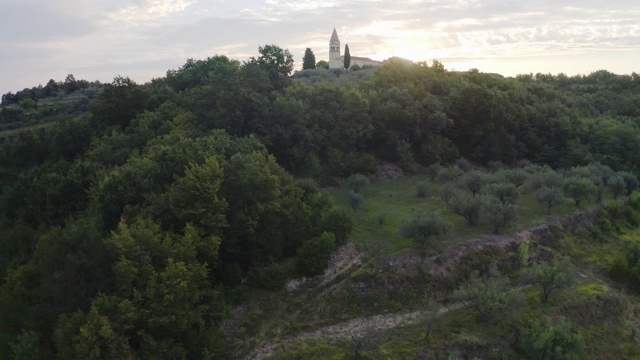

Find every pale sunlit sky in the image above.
[1,0,639,94]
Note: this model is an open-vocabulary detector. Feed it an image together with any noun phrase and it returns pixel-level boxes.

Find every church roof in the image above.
[330,28,340,43]
[351,56,380,62]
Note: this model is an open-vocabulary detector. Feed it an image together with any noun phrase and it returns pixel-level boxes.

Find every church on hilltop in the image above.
[329,28,383,69]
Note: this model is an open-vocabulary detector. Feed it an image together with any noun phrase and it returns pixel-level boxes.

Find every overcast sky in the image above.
[1,0,639,94]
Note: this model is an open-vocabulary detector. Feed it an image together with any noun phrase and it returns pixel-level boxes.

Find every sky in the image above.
[1,0,639,94]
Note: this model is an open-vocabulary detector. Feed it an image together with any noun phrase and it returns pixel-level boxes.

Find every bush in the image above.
[453,265,524,323]
[519,317,585,360]
[436,166,464,183]
[319,207,354,245]
[609,173,626,199]
[425,163,442,181]
[347,190,363,211]
[347,173,370,193]
[455,157,473,172]
[296,232,336,277]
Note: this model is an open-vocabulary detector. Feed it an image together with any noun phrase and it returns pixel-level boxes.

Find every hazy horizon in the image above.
[2,0,639,94]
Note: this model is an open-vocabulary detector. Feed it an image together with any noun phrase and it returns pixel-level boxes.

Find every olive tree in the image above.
[400,211,452,248]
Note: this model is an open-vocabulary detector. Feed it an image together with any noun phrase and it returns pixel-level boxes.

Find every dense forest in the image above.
[1,44,640,359]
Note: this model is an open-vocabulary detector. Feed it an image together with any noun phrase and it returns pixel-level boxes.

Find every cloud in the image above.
[106,0,198,25]
[1,0,640,95]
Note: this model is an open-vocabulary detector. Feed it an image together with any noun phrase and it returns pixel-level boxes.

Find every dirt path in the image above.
[385,224,550,277]
[246,302,466,360]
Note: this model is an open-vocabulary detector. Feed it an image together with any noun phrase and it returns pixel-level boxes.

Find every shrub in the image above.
[436,166,464,183]
[319,207,354,245]
[416,181,428,198]
[296,232,336,277]
[455,157,473,172]
[487,160,504,173]
[453,264,525,323]
[519,317,585,360]
[347,173,370,193]
[425,163,442,181]
[347,190,363,211]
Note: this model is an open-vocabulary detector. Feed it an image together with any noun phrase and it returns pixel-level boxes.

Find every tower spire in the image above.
[329,28,341,68]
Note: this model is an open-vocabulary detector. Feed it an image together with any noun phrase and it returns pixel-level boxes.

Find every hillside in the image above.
[1,47,640,359]
[223,170,640,359]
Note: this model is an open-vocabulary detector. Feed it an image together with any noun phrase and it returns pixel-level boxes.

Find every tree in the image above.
[63,74,79,94]
[344,44,351,69]
[316,60,329,69]
[482,196,516,234]
[620,171,639,195]
[535,187,563,215]
[523,257,577,303]
[302,48,316,70]
[458,171,491,196]
[168,156,228,234]
[253,44,294,91]
[482,182,519,205]
[90,76,149,130]
[562,176,597,207]
[608,174,626,199]
[501,169,529,188]
[400,211,452,248]
[587,162,613,203]
[530,170,563,191]
[447,190,486,226]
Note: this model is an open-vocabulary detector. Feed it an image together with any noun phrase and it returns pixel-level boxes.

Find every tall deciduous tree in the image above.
[302,48,316,70]
[253,44,294,91]
[344,44,351,69]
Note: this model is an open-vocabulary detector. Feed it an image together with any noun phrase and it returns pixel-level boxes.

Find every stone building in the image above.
[328,28,383,69]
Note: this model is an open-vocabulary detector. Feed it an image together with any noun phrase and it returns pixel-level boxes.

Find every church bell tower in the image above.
[329,28,341,69]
